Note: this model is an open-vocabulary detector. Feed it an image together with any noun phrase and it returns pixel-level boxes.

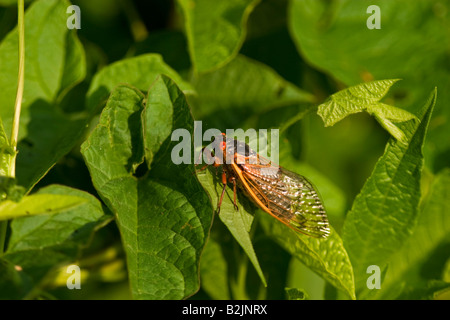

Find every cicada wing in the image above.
[240,163,330,238]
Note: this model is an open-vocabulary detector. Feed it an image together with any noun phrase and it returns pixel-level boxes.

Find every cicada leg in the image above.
[216,172,239,213]
[228,176,239,211]
[217,171,228,214]
[195,146,221,173]
[197,147,227,214]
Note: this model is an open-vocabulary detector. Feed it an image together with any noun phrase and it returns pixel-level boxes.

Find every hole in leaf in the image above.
[133,161,149,178]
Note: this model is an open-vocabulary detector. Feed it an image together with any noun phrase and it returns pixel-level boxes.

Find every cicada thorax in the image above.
[217,134,258,165]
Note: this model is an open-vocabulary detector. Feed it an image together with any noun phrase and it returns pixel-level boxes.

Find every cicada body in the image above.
[203,133,330,238]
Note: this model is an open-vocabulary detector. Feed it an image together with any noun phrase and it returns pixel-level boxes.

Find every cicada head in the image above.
[211,133,228,164]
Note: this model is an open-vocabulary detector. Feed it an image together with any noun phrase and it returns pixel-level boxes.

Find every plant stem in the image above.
[0,0,25,256]
[9,0,25,178]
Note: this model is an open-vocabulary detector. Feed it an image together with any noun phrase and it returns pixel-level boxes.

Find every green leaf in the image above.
[199,233,231,299]
[188,54,315,129]
[177,0,261,73]
[0,0,87,190]
[378,168,450,299]
[16,107,88,191]
[261,216,355,299]
[5,185,107,253]
[368,102,419,141]
[81,77,213,299]
[196,169,267,286]
[2,184,108,297]
[317,79,417,141]
[0,191,87,221]
[86,53,194,112]
[342,88,437,297]
[366,102,419,123]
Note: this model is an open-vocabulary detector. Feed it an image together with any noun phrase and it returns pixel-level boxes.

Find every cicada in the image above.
[199,133,330,238]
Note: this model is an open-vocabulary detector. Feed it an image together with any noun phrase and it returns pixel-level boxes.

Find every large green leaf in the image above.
[81,77,213,299]
[342,88,437,297]
[0,0,87,190]
[188,54,315,130]
[1,184,108,298]
[261,215,355,299]
[289,0,449,166]
[86,53,194,113]
[377,168,450,299]
[177,0,260,73]
[199,232,231,299]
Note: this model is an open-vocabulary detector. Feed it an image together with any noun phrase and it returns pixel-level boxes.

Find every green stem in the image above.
[9,0,25,177]
[1,0,25,256]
